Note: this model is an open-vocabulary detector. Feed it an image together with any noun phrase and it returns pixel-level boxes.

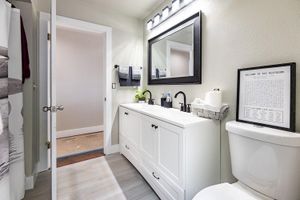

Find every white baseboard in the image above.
[25,175,36,190]
[104,144,120,155]
[57,125,104,138]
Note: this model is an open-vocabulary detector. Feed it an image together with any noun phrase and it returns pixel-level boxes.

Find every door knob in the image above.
[42,105,64,112]
[56,105,64,111]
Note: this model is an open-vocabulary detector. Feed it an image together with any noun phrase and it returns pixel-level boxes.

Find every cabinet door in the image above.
[157,124,183,185]
[119,107,140,147]
[140,117,158,162]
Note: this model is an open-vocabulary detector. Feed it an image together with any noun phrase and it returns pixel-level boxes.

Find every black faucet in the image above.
[143,90,154,105]
[174,91,191,112]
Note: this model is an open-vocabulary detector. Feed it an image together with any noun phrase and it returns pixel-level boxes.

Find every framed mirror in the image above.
[148,12,202,85]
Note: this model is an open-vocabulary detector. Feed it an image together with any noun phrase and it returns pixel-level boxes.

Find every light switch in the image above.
[112,83,116,89]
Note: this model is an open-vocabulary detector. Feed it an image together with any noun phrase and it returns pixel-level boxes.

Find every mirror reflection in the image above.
[151,24,194,79]
[148,12,201,85]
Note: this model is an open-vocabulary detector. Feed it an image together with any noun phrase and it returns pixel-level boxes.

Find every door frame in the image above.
[36,12,113,173]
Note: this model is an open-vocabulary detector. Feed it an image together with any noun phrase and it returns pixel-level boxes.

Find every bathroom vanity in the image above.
[119,103,220,200]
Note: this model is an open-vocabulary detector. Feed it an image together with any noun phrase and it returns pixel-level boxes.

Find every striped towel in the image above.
[0,0,11,57]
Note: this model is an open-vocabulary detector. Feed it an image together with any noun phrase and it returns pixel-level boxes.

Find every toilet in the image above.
[193,121,300,200]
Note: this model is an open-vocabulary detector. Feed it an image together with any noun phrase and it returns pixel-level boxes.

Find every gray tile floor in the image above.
[106,154,159,200]
[23,154,159,200]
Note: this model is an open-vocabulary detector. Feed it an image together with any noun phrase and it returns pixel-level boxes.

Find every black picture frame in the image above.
[236,62,296,132]
[148,12,202,85]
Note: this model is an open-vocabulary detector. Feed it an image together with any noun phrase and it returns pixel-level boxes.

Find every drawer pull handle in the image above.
[151,124,158,129]
[125,145,130,150]
[124,112,129,115]
[152,172,160,180]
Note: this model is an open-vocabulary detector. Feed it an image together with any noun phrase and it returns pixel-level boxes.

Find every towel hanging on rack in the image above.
[116,65,142,86]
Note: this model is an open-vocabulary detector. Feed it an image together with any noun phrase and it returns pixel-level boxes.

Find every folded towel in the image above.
[119,66,141,80]
[118,66,141,86]
[119,66,141,74]
[158,69,166,77]
[0,58,8,78]
[152,68,166,78]
[0,0,11,51]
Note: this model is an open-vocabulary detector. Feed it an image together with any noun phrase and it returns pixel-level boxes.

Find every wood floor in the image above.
[57,132,103,157]
[23,154,159,200]
[57,149,105,167]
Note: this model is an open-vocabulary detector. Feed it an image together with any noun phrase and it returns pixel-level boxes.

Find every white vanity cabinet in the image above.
[119,107,141,168]
[119,104,220,200]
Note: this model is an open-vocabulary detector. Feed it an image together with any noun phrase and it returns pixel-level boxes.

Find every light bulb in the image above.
[162,6,170,20]
[147,20,153,30]
[153,14,161,26]
[171,0,180,12]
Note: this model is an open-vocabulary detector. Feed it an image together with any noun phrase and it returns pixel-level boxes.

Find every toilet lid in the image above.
[193,183,260,200]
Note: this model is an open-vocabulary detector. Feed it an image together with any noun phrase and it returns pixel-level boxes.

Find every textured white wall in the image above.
[56,26,105,132]
[144,0,300,183]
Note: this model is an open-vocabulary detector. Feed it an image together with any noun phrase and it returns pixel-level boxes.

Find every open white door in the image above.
[50,0,58,199]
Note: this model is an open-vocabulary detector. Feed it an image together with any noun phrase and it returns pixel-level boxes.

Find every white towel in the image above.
[0,113,3,135]
[8,8,25,200]
[0,0,11,49]
[119,66,141,75]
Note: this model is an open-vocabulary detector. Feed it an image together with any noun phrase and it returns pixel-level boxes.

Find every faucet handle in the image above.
[148,98,154,105]
[187,104,191,113]
[179,103,184,111]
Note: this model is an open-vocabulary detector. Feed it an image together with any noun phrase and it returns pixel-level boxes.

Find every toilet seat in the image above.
[193,183,272,200]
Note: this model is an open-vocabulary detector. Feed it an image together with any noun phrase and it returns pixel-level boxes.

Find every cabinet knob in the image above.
[152,172,160,180]
[125,144,130,150]
[124,112,129,115]
[151,124,158,129]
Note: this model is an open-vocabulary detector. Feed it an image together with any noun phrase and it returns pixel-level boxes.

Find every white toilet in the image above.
[193,121,300,200]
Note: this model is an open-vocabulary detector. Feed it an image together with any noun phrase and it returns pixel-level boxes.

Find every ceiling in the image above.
[81,0,165,19]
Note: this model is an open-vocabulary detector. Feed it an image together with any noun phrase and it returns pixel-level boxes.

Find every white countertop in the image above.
[120,103,210,128]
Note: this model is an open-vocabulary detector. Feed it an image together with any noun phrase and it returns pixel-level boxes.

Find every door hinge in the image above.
[47,33,51,41]
[46,141,51,149]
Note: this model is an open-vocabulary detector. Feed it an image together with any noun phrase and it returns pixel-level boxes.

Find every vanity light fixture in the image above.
[147,0,195,31]
[162,6,170,20]
[171,0,180,12]
[153,14,161,26]
[147,19,153,30]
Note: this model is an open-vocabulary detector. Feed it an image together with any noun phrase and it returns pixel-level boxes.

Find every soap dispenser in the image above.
[161,92,173,108]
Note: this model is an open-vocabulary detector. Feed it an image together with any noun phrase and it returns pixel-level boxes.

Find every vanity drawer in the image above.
[141,159,184,200]
[119,107,141,147]
[120,135,140,170]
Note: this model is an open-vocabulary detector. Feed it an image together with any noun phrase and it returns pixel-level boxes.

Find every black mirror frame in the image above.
[148,11,202,85]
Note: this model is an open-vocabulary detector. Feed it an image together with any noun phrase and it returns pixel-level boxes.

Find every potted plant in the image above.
[135,89,146,103]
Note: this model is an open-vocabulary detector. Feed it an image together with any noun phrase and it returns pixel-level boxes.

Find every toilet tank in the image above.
[226,121,300,200]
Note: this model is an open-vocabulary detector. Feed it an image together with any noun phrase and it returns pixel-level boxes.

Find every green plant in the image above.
[135,89,146,102]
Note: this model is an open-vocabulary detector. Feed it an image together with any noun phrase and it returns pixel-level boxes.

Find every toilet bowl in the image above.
[193,182,272,200]
[193,121,300,200]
